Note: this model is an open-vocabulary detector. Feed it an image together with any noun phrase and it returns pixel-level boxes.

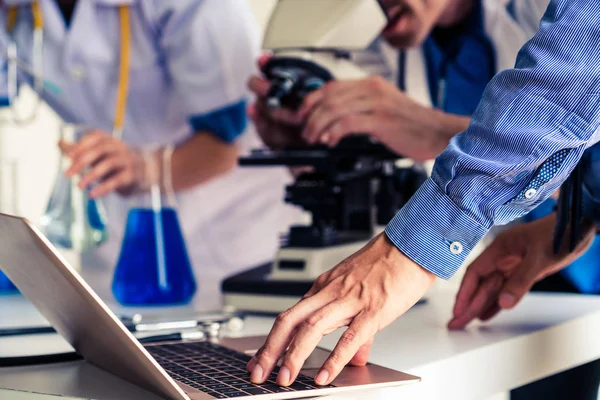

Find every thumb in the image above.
[258,52,273,71]
[58,140,74,155]
[498,255,541,310]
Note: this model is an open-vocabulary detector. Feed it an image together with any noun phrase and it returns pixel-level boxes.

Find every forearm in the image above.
[169,133,238,191]
[375,102,470,160]
[416,109,470,159]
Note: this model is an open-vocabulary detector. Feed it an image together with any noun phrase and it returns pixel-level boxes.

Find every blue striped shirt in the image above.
[385,0,600,279]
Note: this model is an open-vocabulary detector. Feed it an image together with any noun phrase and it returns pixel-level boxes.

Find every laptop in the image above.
[0,214,420,399]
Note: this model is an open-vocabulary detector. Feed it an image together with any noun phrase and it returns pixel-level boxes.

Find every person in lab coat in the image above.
[0,0,298,310]
[250,0,600,398]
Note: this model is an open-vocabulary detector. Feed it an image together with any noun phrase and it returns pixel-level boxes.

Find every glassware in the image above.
[112,148,196,306]
[0,160,20,294]
[40,124,109,251]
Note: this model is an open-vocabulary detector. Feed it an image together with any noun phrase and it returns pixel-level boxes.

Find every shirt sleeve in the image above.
[151,0,261,142]
[386,0,600,279]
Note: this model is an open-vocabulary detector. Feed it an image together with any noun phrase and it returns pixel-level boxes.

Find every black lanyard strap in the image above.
[553,162,584,254]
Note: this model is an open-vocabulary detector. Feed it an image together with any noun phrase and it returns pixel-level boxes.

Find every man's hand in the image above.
[61,130,145,198]
[247,233,435,387]
[298,76,467,160]
[247,55,307,150]
[448,214,595,330]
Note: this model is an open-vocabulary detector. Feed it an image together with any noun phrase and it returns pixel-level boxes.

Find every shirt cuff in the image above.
[189,99,247,143]
[385,178,489,279]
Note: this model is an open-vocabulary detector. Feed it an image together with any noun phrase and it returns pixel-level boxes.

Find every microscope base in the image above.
[221,264,427,315]
[222,264,314,314]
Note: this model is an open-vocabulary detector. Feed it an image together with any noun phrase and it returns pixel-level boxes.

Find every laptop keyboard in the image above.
[146,341,335,398]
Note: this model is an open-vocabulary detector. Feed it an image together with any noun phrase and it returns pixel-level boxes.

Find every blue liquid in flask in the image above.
[112,208,196,306]
[0,271,17,294]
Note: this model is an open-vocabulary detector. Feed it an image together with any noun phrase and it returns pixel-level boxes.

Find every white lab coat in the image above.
[0,0,300,309]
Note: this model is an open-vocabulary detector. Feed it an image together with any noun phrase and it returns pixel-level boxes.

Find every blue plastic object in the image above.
[112,207,196,306]
[0,271,17,294]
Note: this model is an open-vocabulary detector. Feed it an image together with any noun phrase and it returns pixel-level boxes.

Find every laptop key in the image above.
[234,384,260,391]
[204,382,230,388]
[261,384,291,393]
[220,376,240,381]
[243,388,271,395]
[217,387,245,394]
[289,382,316,391]
[222,380,246,386]
[205,392,228,399]
[223,392,247,398]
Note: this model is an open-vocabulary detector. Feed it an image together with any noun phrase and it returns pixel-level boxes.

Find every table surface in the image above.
[1,290,600,400]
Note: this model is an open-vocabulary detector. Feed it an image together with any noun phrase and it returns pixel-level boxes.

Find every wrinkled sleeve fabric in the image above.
[386,0,600,279]
[151,0,260,142]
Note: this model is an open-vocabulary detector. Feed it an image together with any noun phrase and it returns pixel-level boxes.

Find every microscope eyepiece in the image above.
[263,57,333,111]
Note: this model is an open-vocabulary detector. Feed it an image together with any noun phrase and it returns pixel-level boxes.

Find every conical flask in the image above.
[0,160,20,294]
[40,124,109,251]
[112,149,196,306]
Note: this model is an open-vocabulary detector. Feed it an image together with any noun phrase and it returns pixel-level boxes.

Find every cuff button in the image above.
[450,242,463,255]
[525,188,537,199]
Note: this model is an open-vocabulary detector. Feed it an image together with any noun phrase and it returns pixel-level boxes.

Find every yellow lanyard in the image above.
[6,3,131,139]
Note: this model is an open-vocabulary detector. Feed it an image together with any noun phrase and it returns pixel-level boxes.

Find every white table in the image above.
[1,291,600,400]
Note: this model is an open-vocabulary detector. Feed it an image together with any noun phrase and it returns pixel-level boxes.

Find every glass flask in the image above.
[40,124,109,251]
[0,160,20,294]
[112,150,196,306]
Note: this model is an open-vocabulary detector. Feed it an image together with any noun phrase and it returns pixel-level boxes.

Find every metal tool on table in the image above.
[0,310,246,367]
[222,0,427,314]
[0,310,246,338]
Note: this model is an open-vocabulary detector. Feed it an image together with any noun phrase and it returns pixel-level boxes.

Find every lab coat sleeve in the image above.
[0,58,8,107]
[152,0,261,143]
[0,19,10,107]
[511,0,552,37]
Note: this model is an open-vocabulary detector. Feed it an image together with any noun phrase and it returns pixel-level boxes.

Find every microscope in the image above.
[222,0,427,313]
